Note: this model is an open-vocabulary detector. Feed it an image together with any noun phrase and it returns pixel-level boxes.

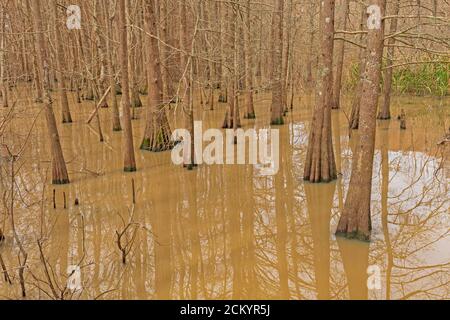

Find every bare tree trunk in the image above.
[378,0,400,120]
[305,1,316,88]
[26,0,43,102]
[141,0,173,152]
[231,2,239,143]
[336,0,386,241]
[0,3,8,108]
[165,1,180,103]
[222,3,241,129]
[52,0,72,123]
[303,0,337,183]
[181,0,195,169]
[270,0,284,125]
[243,0,255,119]
[104,0,122,131]
[282,0,293,114]
[119,0,137,172]
[349,5,367,129]
[160,0,170,101]
[31,0,69,184]
[128,1,142,109]
[94,0,109,109]
[218,2,227,103]
[331,0,349,110]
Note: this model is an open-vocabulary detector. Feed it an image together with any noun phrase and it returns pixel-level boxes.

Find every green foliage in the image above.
[346,61,449,96]
[393,63,449,96]
[347,62,361,91]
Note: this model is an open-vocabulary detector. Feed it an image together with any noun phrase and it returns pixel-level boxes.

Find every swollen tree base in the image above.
[100,100,109,108]
[335,230,371,242]
[185,163,198,171]
[140,126,173,152]
[115,84,122,95]
[377,113,391,120]
[131,92,143,108]
[335,205,372,242]
[62,115,73,124]
[52,178,70,185]
[222,110,241,129]
[218,89,227,103]
[244,112,256,119]
[271,117,284,125]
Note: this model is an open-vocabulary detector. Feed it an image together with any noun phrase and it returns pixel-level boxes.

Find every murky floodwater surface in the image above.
[0,87,449,299]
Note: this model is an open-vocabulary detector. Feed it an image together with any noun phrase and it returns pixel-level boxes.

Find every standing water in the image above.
[0,87,449,299]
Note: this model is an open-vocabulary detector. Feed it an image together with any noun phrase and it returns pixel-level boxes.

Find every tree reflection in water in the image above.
[0,95,448,299]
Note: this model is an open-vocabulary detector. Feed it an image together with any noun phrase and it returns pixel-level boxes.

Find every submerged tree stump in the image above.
[400,109,406,130]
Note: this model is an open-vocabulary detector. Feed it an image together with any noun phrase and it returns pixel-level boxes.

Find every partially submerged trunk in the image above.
[181,0,196,169]
[243,0,255,119]
[222,3,241,129]
[218,2,227,103]
[303,0,337,183]
[399,109,406,130]
[336,0,386,241]
[141,0,173,152]
[282,0,293,115]
[31,0,69,184]
[231,3,239,143]
[270,0,284,125]
[118,0,137,172]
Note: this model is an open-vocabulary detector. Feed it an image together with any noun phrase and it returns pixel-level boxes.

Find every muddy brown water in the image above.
[0,87,449,299]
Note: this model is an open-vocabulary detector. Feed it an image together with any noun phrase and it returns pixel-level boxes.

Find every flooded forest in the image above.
[0,0,449,300]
